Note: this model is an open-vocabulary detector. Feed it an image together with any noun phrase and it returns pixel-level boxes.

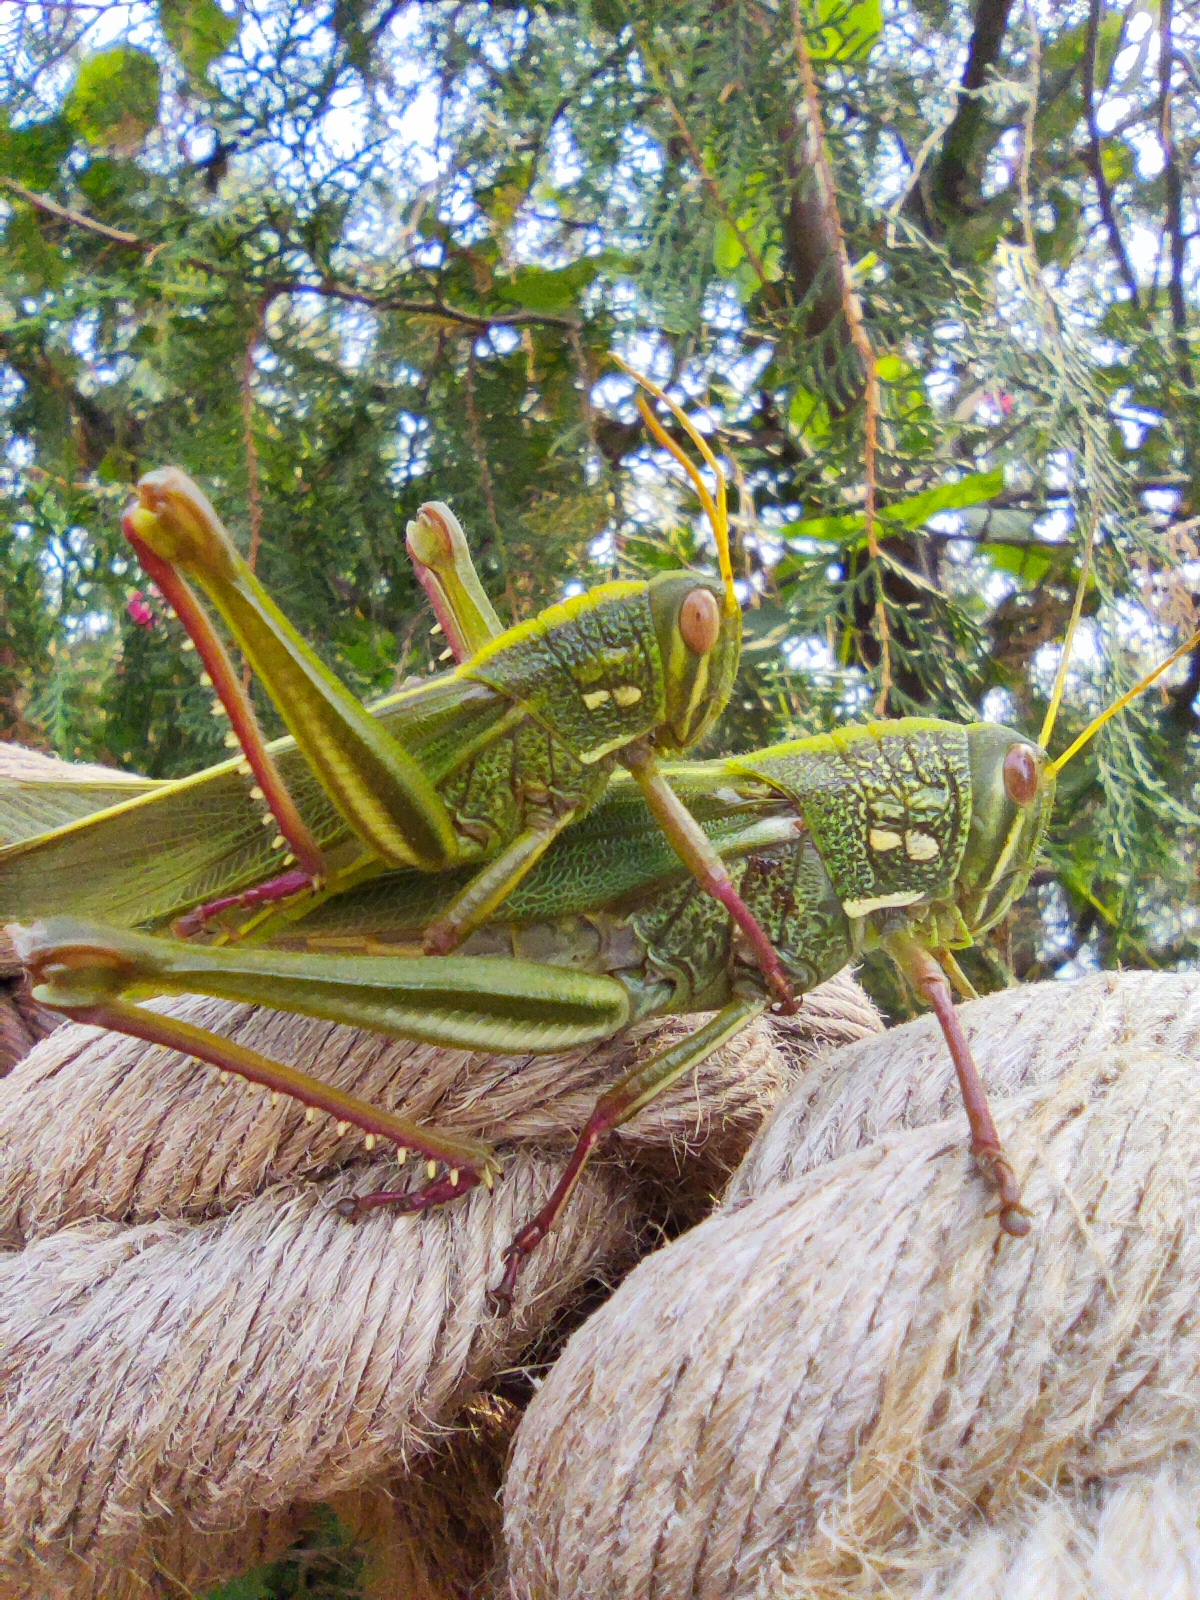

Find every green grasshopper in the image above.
[13,634,1192,1305]
[110,364,797,1005]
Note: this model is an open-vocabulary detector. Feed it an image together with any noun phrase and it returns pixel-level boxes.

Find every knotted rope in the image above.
[0,970,878,1597]
[506,972,1200,1600]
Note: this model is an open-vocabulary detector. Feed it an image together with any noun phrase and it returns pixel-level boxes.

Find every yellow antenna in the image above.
[612,355,736,615]
[1046,627,1200,777]
[1039,505,1098,749]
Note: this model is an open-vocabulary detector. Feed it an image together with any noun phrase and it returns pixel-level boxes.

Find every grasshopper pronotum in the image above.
[109,364,799,1005]
[12,629,1197,1305]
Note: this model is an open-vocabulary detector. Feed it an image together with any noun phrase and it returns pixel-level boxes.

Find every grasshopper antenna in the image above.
[1039,505,1098,750]
[1045,626,1200,777]
[1035,494,1200,772]
[611,356,737,617]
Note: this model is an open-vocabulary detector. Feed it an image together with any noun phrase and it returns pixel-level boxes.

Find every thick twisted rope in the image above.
[506,973,1200,1600]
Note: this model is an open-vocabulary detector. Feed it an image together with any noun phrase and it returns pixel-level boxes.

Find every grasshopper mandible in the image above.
[13,635,1194,1305]
[112,364,798,1005]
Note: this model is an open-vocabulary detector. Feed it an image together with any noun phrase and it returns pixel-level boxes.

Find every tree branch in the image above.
[929,0,1018,224]
[0,180,584,335]
[242,294,272,578]
[656,90,779,304]
[463,342,519,624]
[790,0,889,712]
[0,178,152,251]
[1159,0,1194,388]
[268,280,582,332]
[1081,0,1139,305]
[782,107,864,413]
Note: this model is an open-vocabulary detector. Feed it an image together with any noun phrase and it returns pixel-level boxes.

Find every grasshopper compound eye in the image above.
[1003,744,1039,807]
[679,588,722,655]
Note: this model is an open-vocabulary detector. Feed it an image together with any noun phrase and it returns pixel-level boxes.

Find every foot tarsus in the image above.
[174,868,316,936]
[336,1166,482,1220]
[901,940,1031,1237]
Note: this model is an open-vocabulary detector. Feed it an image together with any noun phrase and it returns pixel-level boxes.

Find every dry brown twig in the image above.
[656,87,780,305]
[242,295,270,579]
[789,1,890,712]
[464,340,520,623]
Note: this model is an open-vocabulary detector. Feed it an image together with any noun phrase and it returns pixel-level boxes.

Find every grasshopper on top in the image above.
[9,606,1196,1304]
[19,627,1194,1308]
[117,366,795,1005]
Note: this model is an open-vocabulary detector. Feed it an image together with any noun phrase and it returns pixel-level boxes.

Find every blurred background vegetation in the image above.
[2,0,1198,1591]
[1,0,1198,990]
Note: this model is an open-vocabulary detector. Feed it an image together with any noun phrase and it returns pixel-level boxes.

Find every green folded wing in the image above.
[279,768,800,945]
[0,745,166,847]
[0,675,508,928]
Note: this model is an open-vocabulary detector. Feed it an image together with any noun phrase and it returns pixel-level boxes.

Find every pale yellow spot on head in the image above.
[582,688,611,710]
[842,890,923,919]
[869,828,903,852]
[612,684,643,707]
[905,831,940,862]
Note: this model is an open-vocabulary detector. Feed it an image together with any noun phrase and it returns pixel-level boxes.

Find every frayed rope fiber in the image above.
[505,971,1200,1600]
[0,969,878,1597]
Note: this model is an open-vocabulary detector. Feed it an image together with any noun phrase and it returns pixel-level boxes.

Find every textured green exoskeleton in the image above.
[12,715,1056,1303]
[122,475,737,919]
[10,485,1195,1299]
[107,365,797,1004]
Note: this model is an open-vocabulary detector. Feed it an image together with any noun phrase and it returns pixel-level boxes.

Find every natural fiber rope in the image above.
[504,972,1200,1600]
[0,970,879,1596]
[731,968,1200,1199]
[0,972,876,1243]
[0,930,55,1078]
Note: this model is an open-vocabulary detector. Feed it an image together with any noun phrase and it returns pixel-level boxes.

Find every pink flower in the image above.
[127,591,156,629]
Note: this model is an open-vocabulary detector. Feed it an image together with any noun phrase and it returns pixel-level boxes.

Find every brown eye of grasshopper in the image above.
[1003,745,1038,806]
[679,588,721,655]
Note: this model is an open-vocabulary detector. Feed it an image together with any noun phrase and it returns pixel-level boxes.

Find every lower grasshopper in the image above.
[108,363,796,1004]
[14,632,1191,1305]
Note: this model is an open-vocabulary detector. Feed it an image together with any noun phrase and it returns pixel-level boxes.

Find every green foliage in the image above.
[204,1507,361,1599]
[160,0,239,80]
[0,0,1197,1004]
[64,47,162,150]
[806,0,883,62]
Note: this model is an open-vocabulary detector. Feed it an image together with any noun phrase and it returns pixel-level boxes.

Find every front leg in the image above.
[423,808,582,955]
[886,929,1031,1237]
[622,742,798,1012]
[406,502,505,663]
[489,991,768,1309]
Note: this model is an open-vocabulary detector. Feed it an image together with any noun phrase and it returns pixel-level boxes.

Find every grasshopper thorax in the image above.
[648,572,741,752]
[956,723,1055,937]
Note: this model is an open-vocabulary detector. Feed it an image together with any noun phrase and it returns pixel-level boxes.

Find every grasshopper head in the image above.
[648,572,741,751]
[956,724,1055,936]
[123,467,240,581]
